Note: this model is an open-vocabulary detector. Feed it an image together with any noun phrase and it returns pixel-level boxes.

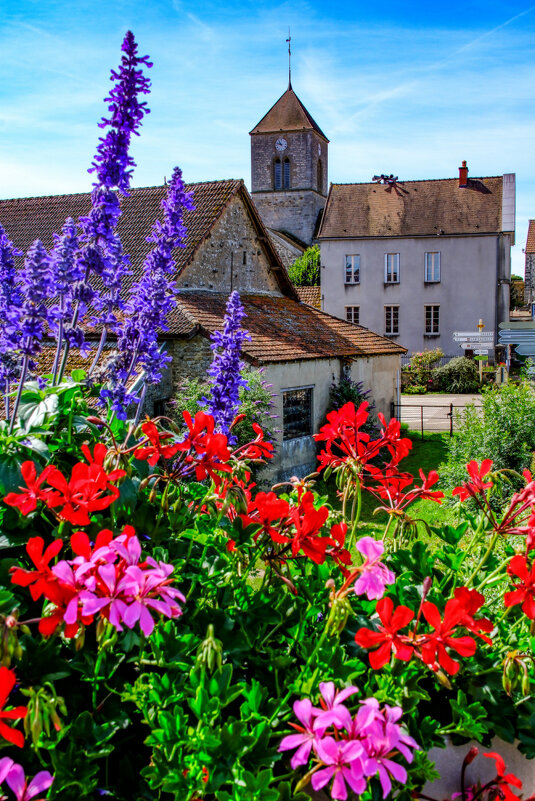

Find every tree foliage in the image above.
[287,246,320,287]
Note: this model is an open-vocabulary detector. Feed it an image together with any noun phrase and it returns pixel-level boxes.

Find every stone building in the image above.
[249,83,328,258]
[0,179,404,481]
[524,220,535,305]
[317,165,515,356]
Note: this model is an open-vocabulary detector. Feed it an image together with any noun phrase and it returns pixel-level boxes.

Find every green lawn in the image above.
[316,430,460,539]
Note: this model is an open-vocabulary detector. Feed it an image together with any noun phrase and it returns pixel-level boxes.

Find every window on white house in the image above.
[385,253,400,283]
[425,305,440,334]
[425,252,441,282]
[283,387,313,440]
[345,254,360,284]
[385,305,399,335]
[346,306,360,324]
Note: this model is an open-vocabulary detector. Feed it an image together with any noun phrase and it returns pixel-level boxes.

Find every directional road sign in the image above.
[474,349,490,355]
[499,321,535,330]
[453,332,494,342]
[459,342,490,351]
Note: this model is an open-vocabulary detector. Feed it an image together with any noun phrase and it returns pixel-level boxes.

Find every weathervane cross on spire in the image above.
[286,28,292,89]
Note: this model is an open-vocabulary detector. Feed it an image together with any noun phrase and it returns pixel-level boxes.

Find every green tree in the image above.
[287,245,320,286]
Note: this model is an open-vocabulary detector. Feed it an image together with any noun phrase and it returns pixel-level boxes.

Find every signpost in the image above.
[453,320,493,383]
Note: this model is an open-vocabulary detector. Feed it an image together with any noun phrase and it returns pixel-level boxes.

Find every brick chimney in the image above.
[459,160,468,187]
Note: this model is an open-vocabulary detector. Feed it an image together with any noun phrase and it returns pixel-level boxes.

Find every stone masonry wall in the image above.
[252,189,326,248]
[177,195,282,296]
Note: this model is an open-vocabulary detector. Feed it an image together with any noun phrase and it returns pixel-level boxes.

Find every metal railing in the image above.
[391,400,483,439]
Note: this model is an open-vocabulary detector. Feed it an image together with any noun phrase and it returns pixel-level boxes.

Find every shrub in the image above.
[432,356,479,393]
[405,348,444,387]
[442,380,535,489]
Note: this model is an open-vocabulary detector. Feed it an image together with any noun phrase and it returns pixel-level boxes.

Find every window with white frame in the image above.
[425,252,441,282]
[385,253,400,283]
[345,254,360,284]
[425,305,440,335]
[385,305,399,335]
[282,387,313,440]
[346,306,360,324]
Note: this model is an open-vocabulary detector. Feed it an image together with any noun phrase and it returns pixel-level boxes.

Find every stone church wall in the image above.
[177,195,282,296]
[252,189,326,248]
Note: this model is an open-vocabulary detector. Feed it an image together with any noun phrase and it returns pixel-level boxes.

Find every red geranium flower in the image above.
[287,492,331,564]
[484,752,523,801]
[504,555,535,619]
[452,459,493,502]
[10,536,63,601]
[355,597,414,669]
[4,462,57,515]
[420,598,477,675]
[0,667,27,748]
[240,492,290,544]
[133,422,181,465]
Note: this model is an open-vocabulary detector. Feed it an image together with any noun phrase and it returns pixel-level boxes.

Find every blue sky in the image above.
[1,0,534,275]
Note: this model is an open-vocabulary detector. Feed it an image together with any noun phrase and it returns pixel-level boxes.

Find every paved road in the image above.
[397,393,482,433]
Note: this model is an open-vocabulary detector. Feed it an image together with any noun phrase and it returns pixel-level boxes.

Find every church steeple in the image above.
[249,80,329,246]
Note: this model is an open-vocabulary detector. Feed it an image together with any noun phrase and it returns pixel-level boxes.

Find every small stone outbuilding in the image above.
[0,179,405,480]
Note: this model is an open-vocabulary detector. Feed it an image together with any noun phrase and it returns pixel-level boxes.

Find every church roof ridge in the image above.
[249,87,329,142]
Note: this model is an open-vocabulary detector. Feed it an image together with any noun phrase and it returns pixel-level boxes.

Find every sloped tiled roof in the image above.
[0,179,295,297]
[526,220,535,253]
[294,286,321,309]
[250,87,329,142]
[318,177,505,239]
[171,292,405,363]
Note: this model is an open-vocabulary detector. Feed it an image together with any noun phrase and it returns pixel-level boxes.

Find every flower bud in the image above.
[326,596,352,636]
[464,746,479,765]
[196,624,223,674]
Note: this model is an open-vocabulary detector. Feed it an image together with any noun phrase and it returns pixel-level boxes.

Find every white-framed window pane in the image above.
[425,305,440,334]
[345,254,360,284]
[385,253,399,283]
[385,305,399,334]
[346,306,359,324]
[425,252,440,282]
[283,387,313,440]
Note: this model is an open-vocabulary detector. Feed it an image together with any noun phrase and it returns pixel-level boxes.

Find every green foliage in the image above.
[287,245,320,287]
[432,356,480,393]
[2,379,535,799]
[442,380,535,489]
[327,378,378,437]
[172,369,276,450]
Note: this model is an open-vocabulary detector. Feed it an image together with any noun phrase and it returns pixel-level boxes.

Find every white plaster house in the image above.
[317,165,515,356]
[0,179,404,482]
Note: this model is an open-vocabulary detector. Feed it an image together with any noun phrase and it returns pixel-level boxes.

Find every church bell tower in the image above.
[249,77,329,247]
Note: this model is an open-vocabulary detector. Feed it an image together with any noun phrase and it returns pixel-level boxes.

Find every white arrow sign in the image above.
[453,332,494,341]
[459,342,490,350]
[474,349,490,355]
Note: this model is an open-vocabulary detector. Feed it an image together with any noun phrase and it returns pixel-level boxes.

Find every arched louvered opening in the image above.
[283,158,290,189]
[317,159,323,192]
[273,159,282,190]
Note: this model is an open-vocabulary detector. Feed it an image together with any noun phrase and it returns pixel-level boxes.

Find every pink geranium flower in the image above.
[312,737,366,800]
[4,763,54,801]
[312,682,360,730]
[354,538,395,600]
[278,699,320,769]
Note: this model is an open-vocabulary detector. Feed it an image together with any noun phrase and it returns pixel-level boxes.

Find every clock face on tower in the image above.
[275,137,287,152]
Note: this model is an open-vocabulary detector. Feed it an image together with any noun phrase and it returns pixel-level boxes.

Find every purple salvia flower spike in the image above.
[0,225,23,416]
[204,290,251,440]
[100,167,194,419]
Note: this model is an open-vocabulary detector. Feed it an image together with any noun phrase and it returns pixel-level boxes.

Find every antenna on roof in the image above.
[286,28,292,89]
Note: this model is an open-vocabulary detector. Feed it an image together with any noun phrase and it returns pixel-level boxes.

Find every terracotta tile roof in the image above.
[526,220,535,253]
[295,286,321,309]
[318,177,505,239]
[172,291,405,363]
[250,87,329,141]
